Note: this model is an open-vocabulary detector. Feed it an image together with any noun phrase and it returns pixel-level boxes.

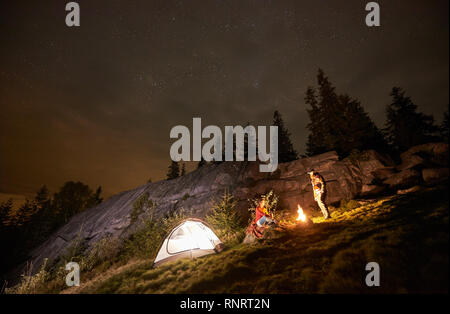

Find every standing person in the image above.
[307,170,331,219]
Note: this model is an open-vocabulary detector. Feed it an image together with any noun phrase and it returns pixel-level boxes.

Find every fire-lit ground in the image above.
[56,183,449,294]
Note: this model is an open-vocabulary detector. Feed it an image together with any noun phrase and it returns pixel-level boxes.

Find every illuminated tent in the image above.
[153,219,223,267]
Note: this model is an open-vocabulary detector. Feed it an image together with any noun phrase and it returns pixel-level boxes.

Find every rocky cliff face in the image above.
[20,143,449,276]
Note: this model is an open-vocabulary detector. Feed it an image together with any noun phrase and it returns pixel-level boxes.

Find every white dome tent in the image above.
[153,219,223,267]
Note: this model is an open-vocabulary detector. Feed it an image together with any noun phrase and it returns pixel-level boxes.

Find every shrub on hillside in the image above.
[339,199,361,211]
[5,259,49,294]
[122,208,189,260]
[206,191,245,243]
[82,236,121,272]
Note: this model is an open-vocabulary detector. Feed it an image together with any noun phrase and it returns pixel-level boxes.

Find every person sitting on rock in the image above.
[255,199,275,227]
[308,170,331,219]
[246,199,275,239]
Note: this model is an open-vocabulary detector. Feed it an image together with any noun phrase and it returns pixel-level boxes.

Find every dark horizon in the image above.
[1,0,448,202]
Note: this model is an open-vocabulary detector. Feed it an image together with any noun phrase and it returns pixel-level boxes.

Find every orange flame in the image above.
[296,205,306,222]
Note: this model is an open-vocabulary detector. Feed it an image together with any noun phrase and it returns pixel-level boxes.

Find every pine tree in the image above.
[306,69,341,156]
[52,181,98,223]
[305,86,327,155]
[384,87,439,152]
[180,163,186,176]
[92,186,103,205]
[27,185,54,244]
[305,69,387,157]
[273,110,298,163]
[167,161,180,180]
[0,199,13,226]
[335,94,387,155]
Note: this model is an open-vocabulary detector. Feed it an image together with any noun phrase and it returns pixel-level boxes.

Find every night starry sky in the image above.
[0,0,448,201]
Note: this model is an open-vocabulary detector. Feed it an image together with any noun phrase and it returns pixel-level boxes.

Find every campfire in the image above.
[296,205,307,222]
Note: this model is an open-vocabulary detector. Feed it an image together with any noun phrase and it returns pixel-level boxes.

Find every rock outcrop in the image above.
[386,142,449,187]
[422,168,449,184]
[233,150,394,212]
[401,142,449,167]
[383,169,422,189]
[16,143,449,277]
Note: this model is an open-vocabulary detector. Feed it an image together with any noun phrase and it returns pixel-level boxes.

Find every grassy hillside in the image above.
[57,183,448,294]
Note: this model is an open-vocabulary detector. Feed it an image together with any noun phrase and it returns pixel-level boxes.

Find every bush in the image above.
[82,236,121,271]
[5,259,49,294]
[122,209,189,260]
[206,191,245,243]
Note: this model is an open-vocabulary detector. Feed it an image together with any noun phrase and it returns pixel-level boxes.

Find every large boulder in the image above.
[383,169,422,189]
[396,154,426,171]
[422,168,449,184]
[235,151,363,212]
[372,167,397,181]
[397,185,422,195]
[385,142,449,189]
[353,150,396,185]
[400,143,449,167]
[361,184,386,197]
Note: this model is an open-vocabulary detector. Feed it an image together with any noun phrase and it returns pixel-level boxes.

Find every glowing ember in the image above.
[296,205,306,222]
